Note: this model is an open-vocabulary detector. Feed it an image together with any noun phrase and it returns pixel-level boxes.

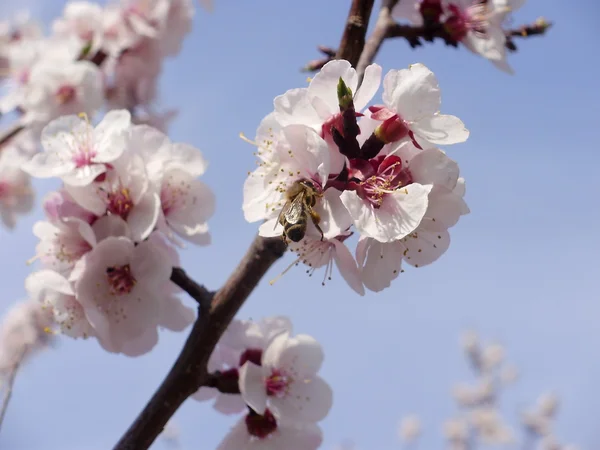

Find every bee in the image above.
[277,180,324,243]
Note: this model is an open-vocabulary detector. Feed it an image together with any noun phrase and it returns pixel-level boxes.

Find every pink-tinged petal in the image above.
[120,327,159,357]
[358,238,403,292]
[340,184,432,243]
[25,270,74,298]
[353,64,382,111]
[92,215,132,242]
[310,95,333,121]
[192,386,218,402]
[65,184,106,216]
[159,295,195,331]
[259,316,293,344]
[262,331,290,369]
[22,152,75,178]
[401,228,450,267]
[130,237,171,288]
[216,417,250,450]
[169,221,211,246]
[92,109,131,163]
[314,188,352,240]
[277,423,323,450]
[331,240,365,296]
[271,334,324,377]
[270,375,333,423]
[408,148,459,189]
[412,114,469,146]
[238,362,268,415]
[213,394,247,415]
[492,57,515,75]
[63,216,96,247]
[326,140,347,176]
[128,192,160,241]
[169,143,208,177]
[385,64,441,121]
[309,59,357,113]
[356,113,380,146]
[63,164,107,186]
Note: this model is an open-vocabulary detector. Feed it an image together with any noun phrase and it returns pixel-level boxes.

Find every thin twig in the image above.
[170,267,213,315]
[0,349,27,432]
[113,235,287,450]
[356,0,400,79]
[0,122,25,149]
[335,0,376,67]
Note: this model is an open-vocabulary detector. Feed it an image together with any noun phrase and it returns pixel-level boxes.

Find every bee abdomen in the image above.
[285,223,306,242]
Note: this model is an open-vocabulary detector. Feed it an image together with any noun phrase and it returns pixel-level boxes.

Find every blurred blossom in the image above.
[443,417,468,443]
[500,363,519,385]
[160,419,181,449]
[481,343,505,372]
[452,377,494,407]
[398,414,421,442]
[469,407,514,445]
[537,392,559,418]
[0,300,53,373]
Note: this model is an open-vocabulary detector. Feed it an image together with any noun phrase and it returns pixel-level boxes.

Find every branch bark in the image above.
[113,235,287,449]
[0,122,25,149]
[356,0,400,78]
[335,0,376,67]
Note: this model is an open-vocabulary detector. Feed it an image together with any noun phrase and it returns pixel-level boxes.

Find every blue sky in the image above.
[1,1,599,449]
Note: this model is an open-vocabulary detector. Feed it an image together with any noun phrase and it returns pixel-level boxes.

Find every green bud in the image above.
[337,77,354,110]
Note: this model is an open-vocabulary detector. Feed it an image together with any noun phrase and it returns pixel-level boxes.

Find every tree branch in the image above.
[0,122,25,149]
[170,267,213,315]
[113,235,287,450]
[356,0,400,78]
[335,0,376,67]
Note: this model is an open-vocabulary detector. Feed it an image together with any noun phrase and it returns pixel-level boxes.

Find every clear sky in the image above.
[1,1,599,449]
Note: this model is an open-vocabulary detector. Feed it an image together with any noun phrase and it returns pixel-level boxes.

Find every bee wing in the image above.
[284,193,306,224]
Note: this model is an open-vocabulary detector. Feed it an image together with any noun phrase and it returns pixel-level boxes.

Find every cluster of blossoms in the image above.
[393,0,526,73]
[22,109,214,355]
[243,60,470,294]
[0,0,202,228]
[194,316,331,450]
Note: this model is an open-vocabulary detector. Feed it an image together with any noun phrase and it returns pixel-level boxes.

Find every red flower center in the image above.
[56,85,76,104]
[358,155,413,208]
[265,369,291,397]
[106,187,134,219]
[106,264,136,295]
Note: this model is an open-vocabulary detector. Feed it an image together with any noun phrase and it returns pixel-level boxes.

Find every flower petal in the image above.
[412,114,469,146]
[238,361,268,415]
[384,63,441,121]
[353,63,382,111]
[270,375,333,423]
[331,239,365,296]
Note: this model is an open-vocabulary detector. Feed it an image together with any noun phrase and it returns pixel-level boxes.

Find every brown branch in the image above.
[113,235,287,449]
[204,371,241,395]
[170,267,213,315]
[0,349,27,432]
[356,0,400,78]
[0,122,25,150]
[335,0,376,67]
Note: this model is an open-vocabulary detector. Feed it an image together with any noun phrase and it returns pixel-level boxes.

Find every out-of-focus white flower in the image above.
[443,417,469,443]
[481,343,505,371]
[452,377,495,407]
[469,407,514,445]
[537,392,559,418]
[23,110,131,186]
[0,300,53,373]
[399,415,421,442]
[0,147,34,229]
[500,363,519,384]
[22,59,103,126]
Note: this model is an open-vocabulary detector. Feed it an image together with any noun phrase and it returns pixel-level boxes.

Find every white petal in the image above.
[402,228,450,267]
[213,394,247,415]
[258,217,284,238]
[331,239,365,295]
[408,148,459,189]
[25,270,74,298]
[192,387,218,402]
[92,215,132,241]
[93,109,131,163]
[169,143,208,177]
[216,417,250,450]
[120,327,159,357]
[127,192,160,241]
[340,184,432,243]
[313,188,352,240]
[353,64,382,111]
[412,114,469,146]
[357,237,403,292]
[238,362,268,415]
[62,164,107,186]
[308,59,357,114]
[271,334,324,377]
[384,64,441,121]
[131,237,172,287]
[274,88,321,128]
[159,295,195,331]
[270,375,333,423]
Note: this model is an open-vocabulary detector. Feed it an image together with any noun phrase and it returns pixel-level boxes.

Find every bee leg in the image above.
[309,210,324,241]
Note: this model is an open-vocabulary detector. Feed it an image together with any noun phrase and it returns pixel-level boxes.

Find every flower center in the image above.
[445,2,490,40]
[360,155,412,208]
[266,369,291,397]
[73,147,97,168]
[56,85,76,104]
[245,409,277,439]
[106,264,136,295]
[106,188,134,219]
